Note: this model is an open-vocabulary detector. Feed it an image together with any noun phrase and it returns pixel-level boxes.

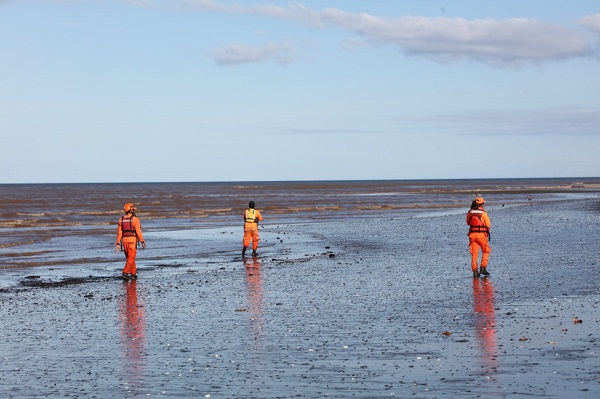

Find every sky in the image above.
[1,0,599,183]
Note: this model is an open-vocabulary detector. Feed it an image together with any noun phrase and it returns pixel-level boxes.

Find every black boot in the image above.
[242,246,247,257]
[480,267,490,276]
[252,250,258,257]
[473,270,480,278]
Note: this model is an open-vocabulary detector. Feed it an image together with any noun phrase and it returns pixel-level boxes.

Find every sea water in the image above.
[0,178,598,280]
[1,178,600,398]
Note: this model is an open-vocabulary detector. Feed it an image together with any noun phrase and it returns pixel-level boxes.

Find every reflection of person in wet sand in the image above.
[119,280,146,386]
[472,277,498,375]
[244,257,265,342]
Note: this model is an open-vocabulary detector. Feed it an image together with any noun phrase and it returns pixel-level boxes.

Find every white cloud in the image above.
[213,42,294,65]
[185,1,597,66]
[579,14,600,35]
[347,16,589,65]
[122,0,153,6]
[397,108,600,136]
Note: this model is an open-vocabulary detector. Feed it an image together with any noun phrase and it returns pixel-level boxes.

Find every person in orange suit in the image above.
[242,201,262,257]
[466,196,491,277]
[116,203,146,279]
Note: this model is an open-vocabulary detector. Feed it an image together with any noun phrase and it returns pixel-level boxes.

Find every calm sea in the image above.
[1,178,599,272]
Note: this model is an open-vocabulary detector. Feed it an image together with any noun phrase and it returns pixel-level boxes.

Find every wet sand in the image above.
[1,198,599,398]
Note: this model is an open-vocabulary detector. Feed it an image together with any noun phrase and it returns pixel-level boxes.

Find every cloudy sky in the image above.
[1,0,599,183]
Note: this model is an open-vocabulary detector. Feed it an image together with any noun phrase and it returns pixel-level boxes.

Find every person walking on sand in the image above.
[116,203,146,280]
[242,201,262,257]
[467,197,491,278]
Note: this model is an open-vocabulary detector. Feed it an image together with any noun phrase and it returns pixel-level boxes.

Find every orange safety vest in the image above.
[245,209,258,223]
[121,216,138,238]
[467,209,489,234]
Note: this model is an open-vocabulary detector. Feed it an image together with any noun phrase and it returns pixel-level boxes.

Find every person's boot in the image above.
[242,246,247,257]
[252,250,258,257]
[473,270,480,278]
[480,267,490,276]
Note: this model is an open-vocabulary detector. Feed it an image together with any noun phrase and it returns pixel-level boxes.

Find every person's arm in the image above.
[115,218,123,251]
[482,211,491,240]
[482,212,491,228]
[134,217,146,249]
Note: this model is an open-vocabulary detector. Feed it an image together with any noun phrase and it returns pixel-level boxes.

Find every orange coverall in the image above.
[243,208,263,251]
[116,216,145,275]
[467,208,491,271]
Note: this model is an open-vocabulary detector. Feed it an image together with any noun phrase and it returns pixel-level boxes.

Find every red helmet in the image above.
[474,197,485,205]
[123,203,136,213]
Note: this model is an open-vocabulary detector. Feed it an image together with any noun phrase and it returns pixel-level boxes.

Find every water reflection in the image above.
[472,277,498,375]
[244,257,266,344]
[119,280,146,390]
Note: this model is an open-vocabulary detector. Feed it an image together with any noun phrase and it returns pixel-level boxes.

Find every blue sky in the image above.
[1,0,599,183]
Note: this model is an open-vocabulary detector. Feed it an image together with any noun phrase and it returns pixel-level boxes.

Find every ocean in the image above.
[1,178,600,397]
[1,178,598,276]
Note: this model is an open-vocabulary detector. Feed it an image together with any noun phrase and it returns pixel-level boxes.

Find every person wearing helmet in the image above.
[466,196,491,277]
[242,201,263,257]
[116,203,146,279]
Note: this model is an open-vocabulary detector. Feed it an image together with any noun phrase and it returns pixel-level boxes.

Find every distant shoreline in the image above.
[1,176,600,186]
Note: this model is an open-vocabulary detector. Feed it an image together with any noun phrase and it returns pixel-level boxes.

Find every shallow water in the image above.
[1,178,599,274]
[1,180,600,398]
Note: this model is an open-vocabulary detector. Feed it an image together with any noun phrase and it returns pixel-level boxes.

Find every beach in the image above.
[1,180,600,398]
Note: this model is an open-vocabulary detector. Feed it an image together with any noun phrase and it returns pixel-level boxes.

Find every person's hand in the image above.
[115,244,120,252]
[141,241,146,249]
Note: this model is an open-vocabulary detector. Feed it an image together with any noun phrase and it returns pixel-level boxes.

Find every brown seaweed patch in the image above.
[19,276,117,288]
[3,220,84,228]
[353,203,463,211]
[2,250,56,258]
[0,240,46,248]
[0,257,109,270]
[269,252,334,265]
[268,205,343,214]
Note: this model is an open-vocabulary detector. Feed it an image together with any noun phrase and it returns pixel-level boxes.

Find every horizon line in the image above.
[1,176,599,186]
